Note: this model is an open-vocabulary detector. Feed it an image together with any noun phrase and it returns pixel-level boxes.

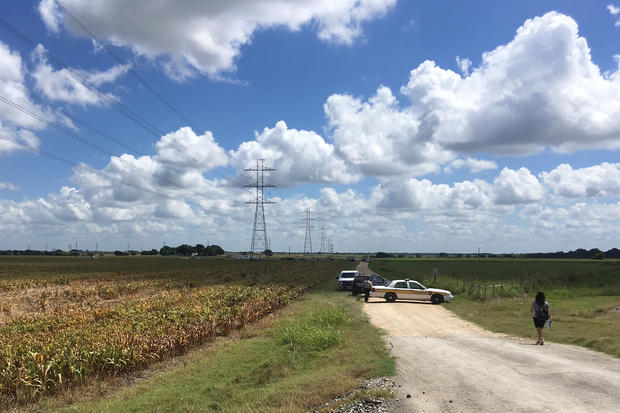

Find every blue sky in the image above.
[0,0,619,253]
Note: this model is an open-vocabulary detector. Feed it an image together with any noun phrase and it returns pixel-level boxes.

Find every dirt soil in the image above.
[358,262,620,412]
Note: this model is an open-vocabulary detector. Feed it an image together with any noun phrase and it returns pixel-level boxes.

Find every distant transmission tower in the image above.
[319,226,327,253]
[303,208,315,254]
[245,159,276,254]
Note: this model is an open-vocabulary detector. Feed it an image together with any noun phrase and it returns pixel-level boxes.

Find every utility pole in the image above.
[303,208,315,254]
[245,159,276,255]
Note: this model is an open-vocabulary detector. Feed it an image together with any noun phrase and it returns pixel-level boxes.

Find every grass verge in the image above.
[49,283,394,412]
[372,258,620,357]
[447,295,620,356]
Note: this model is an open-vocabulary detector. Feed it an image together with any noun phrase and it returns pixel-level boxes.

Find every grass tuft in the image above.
[276,306,346,352]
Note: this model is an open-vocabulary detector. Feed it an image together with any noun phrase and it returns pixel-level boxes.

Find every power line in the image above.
[0,133,170,199]
[0,16,255,190]
[0,16,164,138]
[0,93,159,180]
[54,0,200,132]
[0,73,142,156]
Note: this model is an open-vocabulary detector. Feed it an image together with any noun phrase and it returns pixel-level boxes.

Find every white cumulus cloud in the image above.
[38,0,396,80]
[31,44,130,106]
[608,4,620,27]
[541,162,620,198]
[230,120,359,187]
[324,12,620,179]
[455,55,472,75]
[493,167,544,205]
[0,182,18,191]
[0,41,49,155]
[445,157,498,173]
[325,86,452,177]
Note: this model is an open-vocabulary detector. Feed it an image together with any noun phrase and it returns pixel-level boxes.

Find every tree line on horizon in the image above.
[373,247,620,259]
[1,246,618,259]
[0,243,225,257]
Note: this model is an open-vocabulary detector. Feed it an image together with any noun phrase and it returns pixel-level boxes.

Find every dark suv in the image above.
[351,274,388,295]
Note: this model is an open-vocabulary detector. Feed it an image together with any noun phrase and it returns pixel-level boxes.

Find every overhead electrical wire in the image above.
[0,73,143,156]
[0,133,172,199]
[54,0,200,133]
[52,1,252,183]
[0,93,159,179]
[0,16,164,138]
[0,13,259,206]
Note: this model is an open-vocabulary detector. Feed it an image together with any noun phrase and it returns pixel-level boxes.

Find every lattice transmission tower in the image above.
[319,226,327,254]
[245,159,276,254]
[303,208,315,254]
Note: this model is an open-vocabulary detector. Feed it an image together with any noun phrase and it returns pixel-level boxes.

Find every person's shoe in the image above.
[540,339,544,345]
[535,340,541,345]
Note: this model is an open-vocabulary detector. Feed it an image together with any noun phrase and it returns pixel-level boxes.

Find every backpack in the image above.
[534,302,549,320]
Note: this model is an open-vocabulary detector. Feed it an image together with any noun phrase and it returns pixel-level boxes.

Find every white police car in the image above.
[370,279,453,304]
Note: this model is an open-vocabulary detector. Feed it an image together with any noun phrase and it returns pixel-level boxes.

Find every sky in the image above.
[0,0,619,254]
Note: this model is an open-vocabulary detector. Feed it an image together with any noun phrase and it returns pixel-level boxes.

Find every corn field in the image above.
[0,256,344,406]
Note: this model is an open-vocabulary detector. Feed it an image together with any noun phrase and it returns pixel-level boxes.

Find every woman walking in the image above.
[529,291,551,345]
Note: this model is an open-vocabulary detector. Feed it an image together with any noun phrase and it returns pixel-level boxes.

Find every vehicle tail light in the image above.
[371,287,375,292]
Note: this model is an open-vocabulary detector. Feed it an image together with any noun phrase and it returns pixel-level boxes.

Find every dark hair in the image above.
[535,292,546,305]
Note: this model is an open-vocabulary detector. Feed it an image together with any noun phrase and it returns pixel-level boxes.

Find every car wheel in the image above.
[431,294,444,304]
[385,293,396,303]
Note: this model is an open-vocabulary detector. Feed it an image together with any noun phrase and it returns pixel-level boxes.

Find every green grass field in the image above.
[1,256,394,412]
[371,258,620,356]
[0,256,352,408]
[56,284,394,413]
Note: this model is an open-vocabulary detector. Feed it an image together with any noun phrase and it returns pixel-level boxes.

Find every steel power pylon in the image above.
[303,208,315,254]
[245,159,276,255]
[319,226,327,253]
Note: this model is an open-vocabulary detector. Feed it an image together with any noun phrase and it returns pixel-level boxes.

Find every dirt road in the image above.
[357,262,620,412]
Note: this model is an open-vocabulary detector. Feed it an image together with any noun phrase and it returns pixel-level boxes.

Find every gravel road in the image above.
[357,263,620,412]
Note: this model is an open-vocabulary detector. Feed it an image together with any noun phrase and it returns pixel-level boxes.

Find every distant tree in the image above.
[375,252,395,258]
[195,244,206,255]
[176,244,193,256]
[606,248,620,258]
[264,249,273,257]
[593,251,604,260]
[159,246,175,256]
[206,245,224,256]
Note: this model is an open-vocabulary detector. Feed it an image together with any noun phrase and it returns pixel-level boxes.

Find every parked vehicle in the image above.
[337,270,359,290]
[370,279,453,304]
[351,274,389,295]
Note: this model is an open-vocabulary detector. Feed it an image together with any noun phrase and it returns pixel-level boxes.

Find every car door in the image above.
[407,281,429,301]
[392,281,410,299]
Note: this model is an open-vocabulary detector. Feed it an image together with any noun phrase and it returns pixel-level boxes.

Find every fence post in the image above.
[484,285,487,298]
[493,284,496,297]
